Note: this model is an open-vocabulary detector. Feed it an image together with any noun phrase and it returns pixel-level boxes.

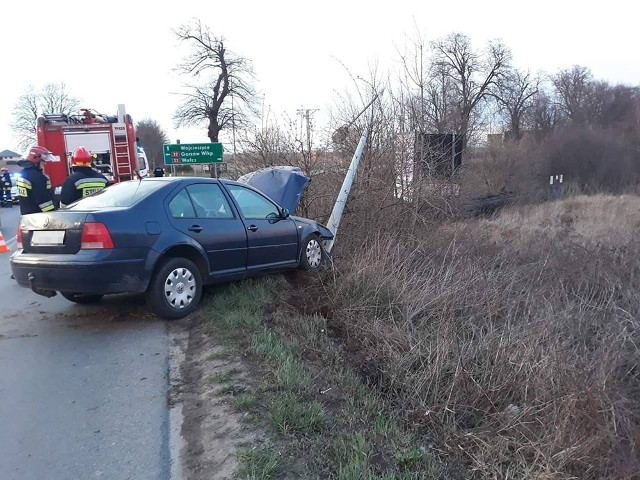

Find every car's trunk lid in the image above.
[20,211,89,254]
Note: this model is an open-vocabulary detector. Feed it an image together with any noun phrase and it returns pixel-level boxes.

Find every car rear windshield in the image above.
[66,180,165,209]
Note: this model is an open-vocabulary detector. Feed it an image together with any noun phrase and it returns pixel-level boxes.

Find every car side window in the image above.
[227,185,279,219]
[186,184,234,219]
[169,189,196,218]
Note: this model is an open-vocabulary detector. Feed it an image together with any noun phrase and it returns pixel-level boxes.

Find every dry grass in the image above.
[315,194,640,479]
[485,194,640,249]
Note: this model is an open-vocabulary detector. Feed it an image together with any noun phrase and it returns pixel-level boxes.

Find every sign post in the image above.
[163,143,224,166]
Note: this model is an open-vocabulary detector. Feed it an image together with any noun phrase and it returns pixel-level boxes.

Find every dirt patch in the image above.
[170,315,265,480]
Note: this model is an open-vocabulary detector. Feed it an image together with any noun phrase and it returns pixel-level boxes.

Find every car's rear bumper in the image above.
[10,251,148,295]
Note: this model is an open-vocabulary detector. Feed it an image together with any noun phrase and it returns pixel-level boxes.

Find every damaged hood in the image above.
[237,166,310,212]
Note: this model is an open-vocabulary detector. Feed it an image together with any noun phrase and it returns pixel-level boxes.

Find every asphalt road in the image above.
[0,206,175,480]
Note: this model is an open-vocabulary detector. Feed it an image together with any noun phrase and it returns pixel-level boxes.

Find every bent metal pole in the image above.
[325,96,378,253]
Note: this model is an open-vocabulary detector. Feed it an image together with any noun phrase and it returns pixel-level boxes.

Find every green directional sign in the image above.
[163,143,223,165]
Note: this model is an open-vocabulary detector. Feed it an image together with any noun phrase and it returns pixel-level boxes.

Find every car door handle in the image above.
[188,225,203,233]
[247,225,258,232]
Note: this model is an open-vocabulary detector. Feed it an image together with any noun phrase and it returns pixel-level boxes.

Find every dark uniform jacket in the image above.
[1,172,11,188]
[16,164,55,215]
[1,172,12,203]
[60,167,108,207]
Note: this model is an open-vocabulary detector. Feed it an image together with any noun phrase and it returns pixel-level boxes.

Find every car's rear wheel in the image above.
[60,292,104,304]
[299,234,324,271]
[145,257,202,320]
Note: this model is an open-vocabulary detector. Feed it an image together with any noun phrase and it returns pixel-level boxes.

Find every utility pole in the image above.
[296,108,319,156]
[231,92,237,178]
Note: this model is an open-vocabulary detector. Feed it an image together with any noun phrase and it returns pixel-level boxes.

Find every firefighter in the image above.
[60,146,108,207]
[153,166,165,177]
[16,145,56,215]
[1,167,12,207]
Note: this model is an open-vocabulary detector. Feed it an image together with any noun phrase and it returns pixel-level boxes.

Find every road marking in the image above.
[168,325,187,480]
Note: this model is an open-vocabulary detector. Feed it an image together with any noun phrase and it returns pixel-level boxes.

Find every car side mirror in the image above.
[280,208,290,219]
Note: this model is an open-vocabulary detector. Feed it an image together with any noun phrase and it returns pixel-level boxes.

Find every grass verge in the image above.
[201,276,444,479]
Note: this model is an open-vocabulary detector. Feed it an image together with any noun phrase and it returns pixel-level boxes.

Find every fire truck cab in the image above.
[36,104,148,196]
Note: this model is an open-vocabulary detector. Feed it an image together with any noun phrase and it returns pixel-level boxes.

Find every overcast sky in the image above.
[2,0,639,154]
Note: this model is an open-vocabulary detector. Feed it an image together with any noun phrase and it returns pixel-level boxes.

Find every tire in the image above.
[60,292,104,304]
[299,235,325,271]
[145,257,203,320]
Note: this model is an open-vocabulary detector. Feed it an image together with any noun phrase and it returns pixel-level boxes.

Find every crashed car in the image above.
[10,170,332,319]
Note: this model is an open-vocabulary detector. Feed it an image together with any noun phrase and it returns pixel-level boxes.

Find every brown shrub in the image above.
[542,128,640,194]
[459,138,546,203]
[320,194,640,479]
[460,127,640,205]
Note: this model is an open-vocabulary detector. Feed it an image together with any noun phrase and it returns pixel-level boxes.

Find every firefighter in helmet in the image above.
[60,146,108,207]
[17,145,56,215]
[1,167,12,207]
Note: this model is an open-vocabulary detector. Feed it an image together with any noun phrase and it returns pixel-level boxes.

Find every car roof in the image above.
[140,176,282,197]
[141,177,245,186]
[142,176,219,182]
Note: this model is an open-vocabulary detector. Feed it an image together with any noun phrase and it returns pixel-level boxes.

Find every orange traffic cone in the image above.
[0,231,10,253]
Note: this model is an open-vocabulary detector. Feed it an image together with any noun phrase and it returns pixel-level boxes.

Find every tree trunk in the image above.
[208,118,220,143]
[208,118,221,178]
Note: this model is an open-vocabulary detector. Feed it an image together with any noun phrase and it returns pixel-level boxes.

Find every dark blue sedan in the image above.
[10,176,333,319]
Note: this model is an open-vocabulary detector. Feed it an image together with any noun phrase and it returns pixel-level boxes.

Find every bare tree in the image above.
[526,89,562,138]
[430,33,511,148]
[173,19,258,146]
[398,29,430,133]
[12,82,80,150]
[552,65,593,125]
[490,69,539,140]
[425,67,459,133]
[238,122,297,172]
[136,119,169,168]
[599,84,640,132]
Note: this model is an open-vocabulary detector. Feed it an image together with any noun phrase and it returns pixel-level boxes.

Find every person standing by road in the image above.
[60,147,108,207]
[1,167,12,207]
[16,145,56,215]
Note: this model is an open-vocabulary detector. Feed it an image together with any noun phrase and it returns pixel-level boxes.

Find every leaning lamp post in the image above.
[324,91,381,253]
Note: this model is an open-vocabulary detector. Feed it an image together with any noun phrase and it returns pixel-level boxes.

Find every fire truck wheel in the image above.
[60,292,104,304]
[145,257,203,320]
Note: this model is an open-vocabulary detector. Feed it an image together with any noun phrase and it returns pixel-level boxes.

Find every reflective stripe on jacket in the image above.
[17,166,54,215]
[60,168,108,207]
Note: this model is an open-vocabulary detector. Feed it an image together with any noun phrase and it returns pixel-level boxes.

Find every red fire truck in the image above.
[36,104,149,195]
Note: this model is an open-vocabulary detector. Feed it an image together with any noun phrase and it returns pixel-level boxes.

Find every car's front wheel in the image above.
[145,257,203,320]
[299,234,324,271]
[60,292,104,304]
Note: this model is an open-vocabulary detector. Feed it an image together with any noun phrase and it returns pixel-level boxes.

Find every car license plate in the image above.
[31,230,65,245]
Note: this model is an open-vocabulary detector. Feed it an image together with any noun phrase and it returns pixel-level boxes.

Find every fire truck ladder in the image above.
[113,135,132,181]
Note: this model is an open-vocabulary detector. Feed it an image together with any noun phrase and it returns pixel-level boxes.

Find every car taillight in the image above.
[17,228,23,249]
[81,223,114,249]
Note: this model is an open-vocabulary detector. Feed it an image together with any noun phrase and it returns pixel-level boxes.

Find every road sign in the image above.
[163,143,223,165]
